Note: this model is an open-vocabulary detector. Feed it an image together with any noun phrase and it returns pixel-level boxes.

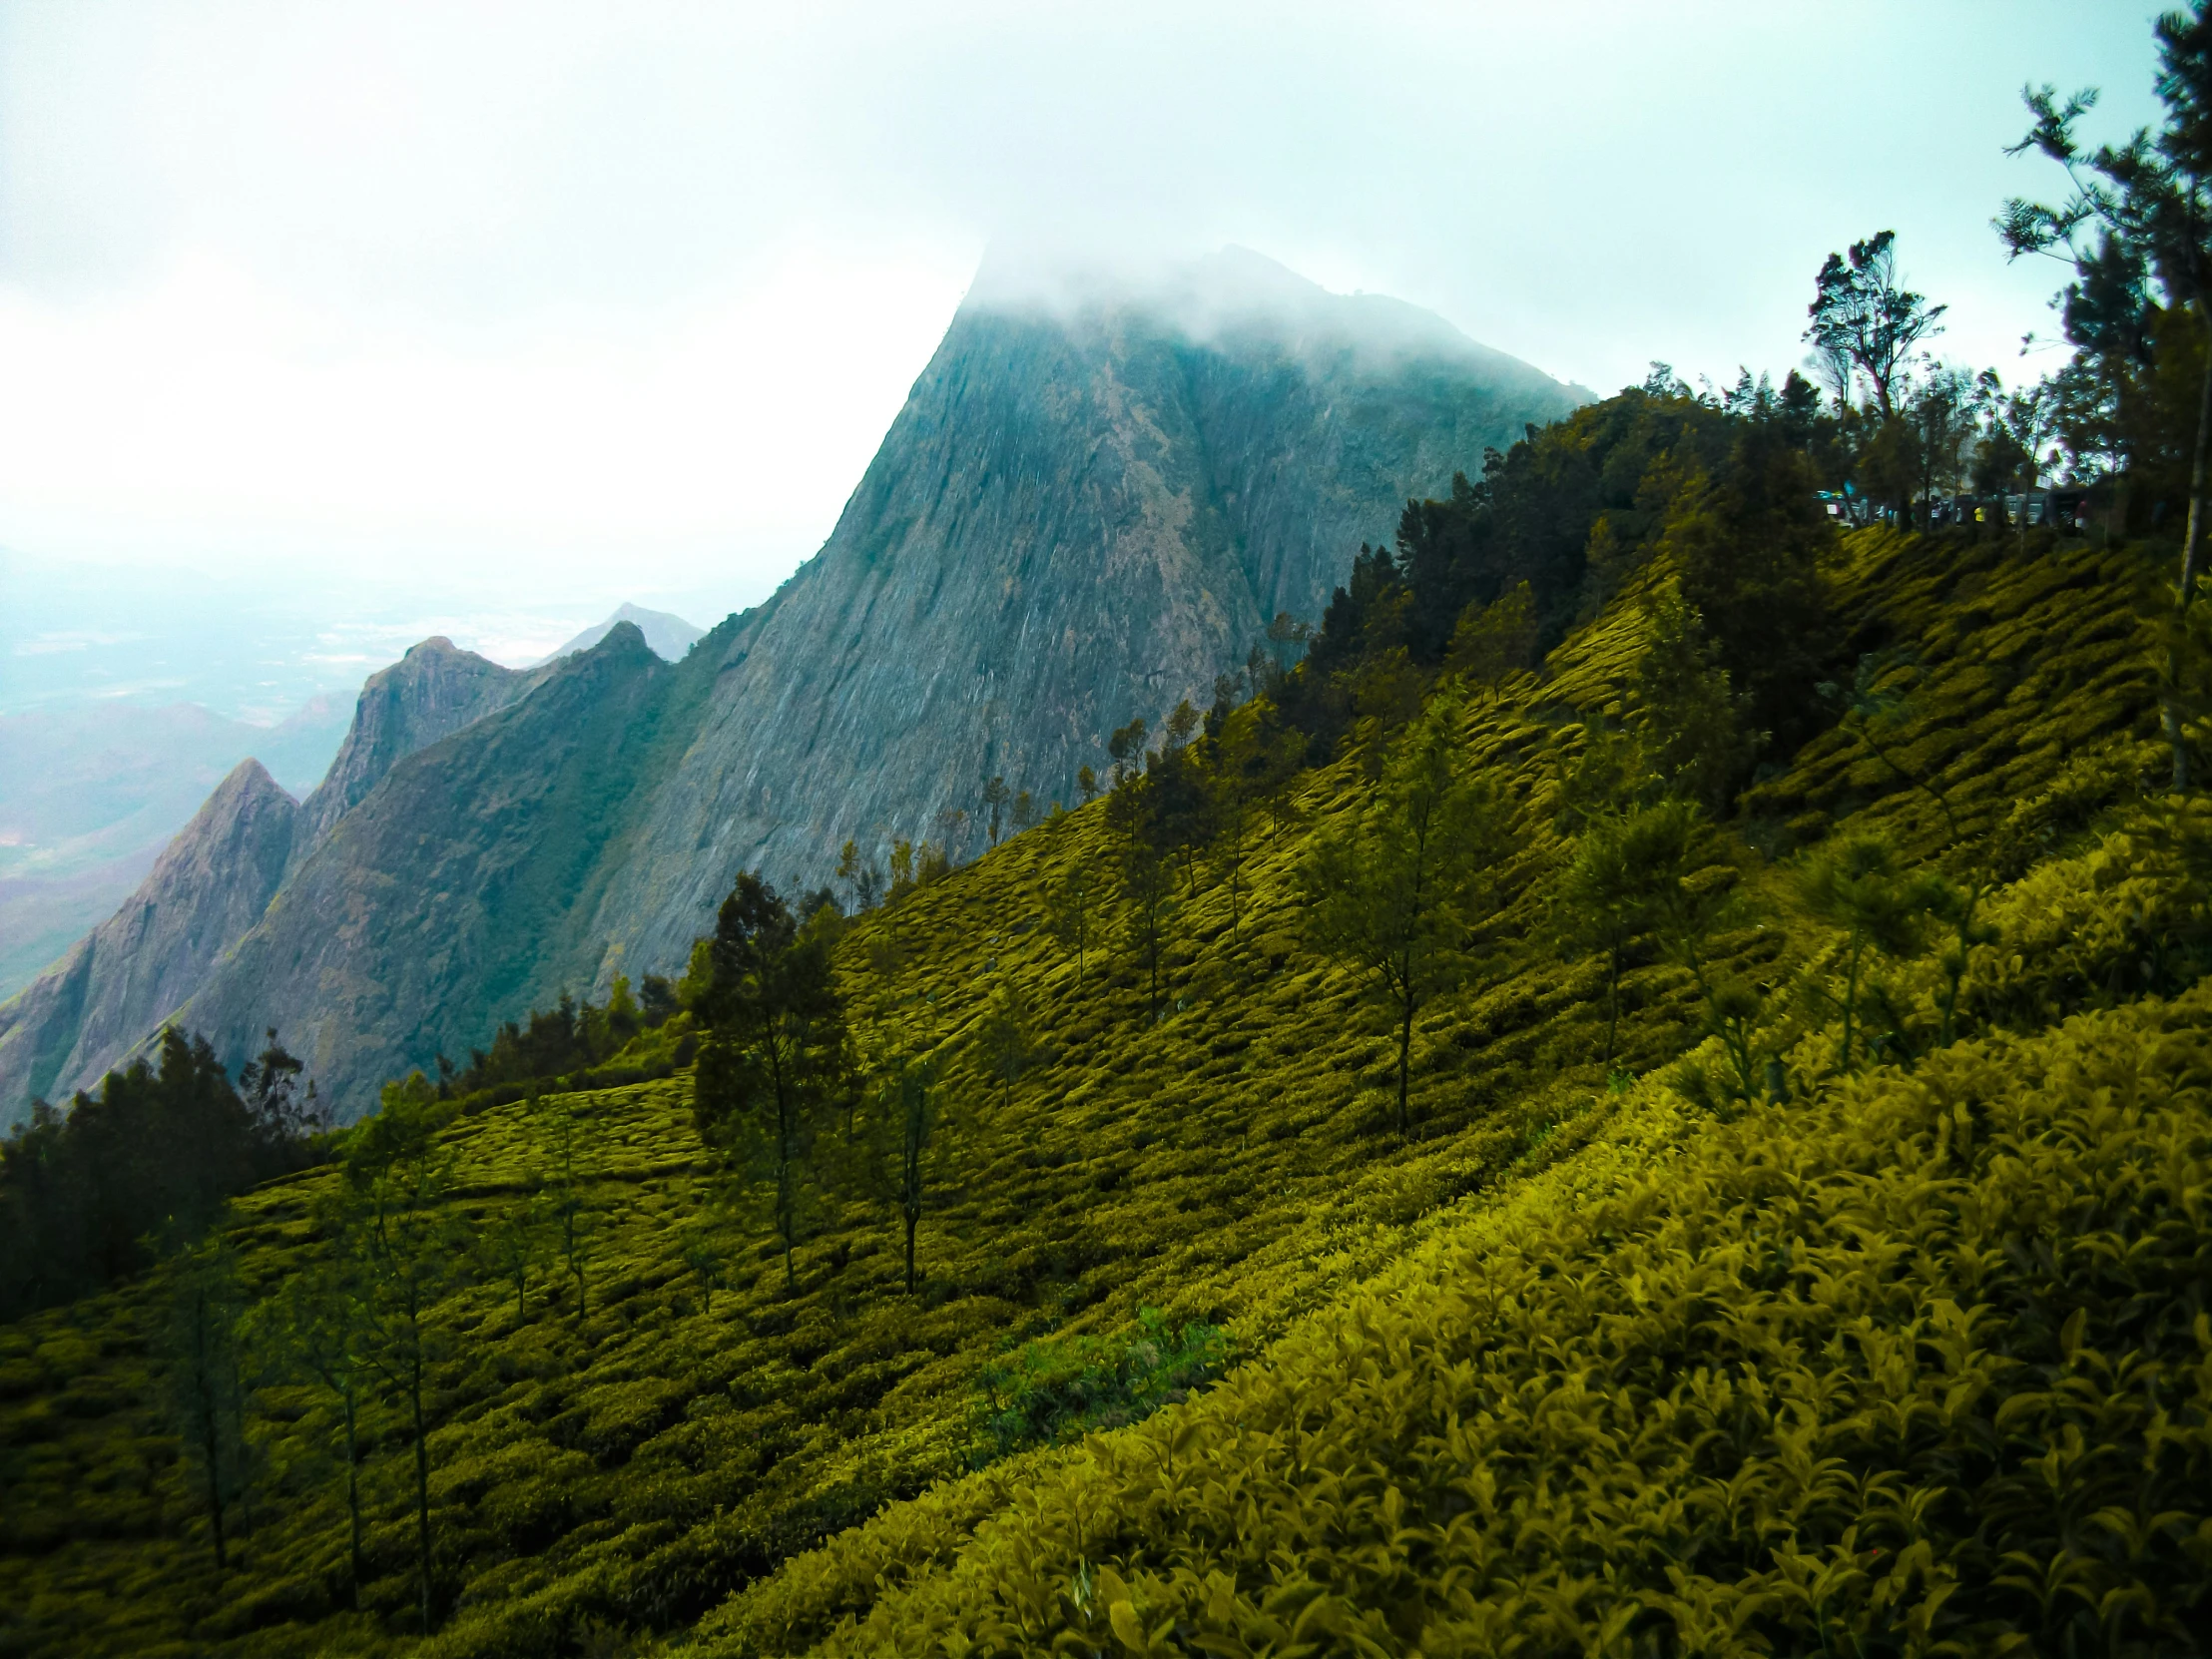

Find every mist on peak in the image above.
[961,243,1585,393]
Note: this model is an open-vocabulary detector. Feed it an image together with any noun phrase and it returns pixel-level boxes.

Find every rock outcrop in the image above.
[534,603,705,668]
[297,637,540,845]
[0,761,301,1117]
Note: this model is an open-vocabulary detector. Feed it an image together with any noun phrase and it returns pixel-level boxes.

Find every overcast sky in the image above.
[0,2,2166,663]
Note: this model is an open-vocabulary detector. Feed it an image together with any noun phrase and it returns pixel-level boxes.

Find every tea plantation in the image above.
[3,525,2205,1658]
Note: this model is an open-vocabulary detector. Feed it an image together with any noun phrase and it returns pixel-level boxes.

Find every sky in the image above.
[0,1,2168,708]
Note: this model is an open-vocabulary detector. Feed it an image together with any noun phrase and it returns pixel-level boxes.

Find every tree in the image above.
[1107,718,1148,790]
[534,1089,601,1322]
[1164,698,1202,751]
[1805,231,1947,418]
[1301,689,1511,1134]
[692,872,849,1293]
[2001,16,2212,781]
[872,1043,945,1295]
[680,1220,729,1314]
[1797,832,1941,1072]
[1077,765,1099,805]
[0,1025,320,1321]
[1012,789,1039,835]
[1555,799,1702,1069]
[345,1072,466,1635]
[239,1028,321,1139]
[1045,850,1101,990]
[160,1230,251,1570]
[1111,776,1180,1022]
[1446,580,1540,696]
[640,972,681,1028]
[981,777,1011,847]
[254,1230,374,1604]
[481,1185,548,1322]
[1205,698,1304,939]
[1625,587,1762,814]
[836,838,884,911]
[1662,419,1838,757]
[973,985,1040,1115]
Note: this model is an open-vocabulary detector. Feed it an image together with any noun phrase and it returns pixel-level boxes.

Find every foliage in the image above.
[0,523,2199,1659]
[1303,688,1513,1133]
[969,1309,1230,1467]
[694,873,851,1293]
[1804,229,1948,416]
[797,992,2212,1659]
[0,1025,326,1321]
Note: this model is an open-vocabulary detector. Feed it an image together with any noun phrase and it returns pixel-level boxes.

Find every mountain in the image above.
[0,696,351,999]
[0,761,302,1114]
[532,602,704,667]
[0,639,541,1124]
[7,250,1585,1119]
[295,636,544,845]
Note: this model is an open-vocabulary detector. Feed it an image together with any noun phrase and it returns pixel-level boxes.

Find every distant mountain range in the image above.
[0,249,1588,1123]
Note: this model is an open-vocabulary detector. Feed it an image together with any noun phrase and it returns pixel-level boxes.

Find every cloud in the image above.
[0,0,2165,614]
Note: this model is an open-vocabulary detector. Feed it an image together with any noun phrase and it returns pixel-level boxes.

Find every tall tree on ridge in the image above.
[2001,6,2212,782]
[1804,230,1947,419]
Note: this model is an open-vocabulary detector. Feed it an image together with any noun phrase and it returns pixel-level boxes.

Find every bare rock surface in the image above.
[0,761,300,1119]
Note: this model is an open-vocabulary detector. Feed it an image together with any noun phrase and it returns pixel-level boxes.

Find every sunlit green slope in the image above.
[1,527,2197,1659]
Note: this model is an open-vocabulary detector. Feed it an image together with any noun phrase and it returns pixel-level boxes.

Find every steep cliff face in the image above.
[0,639,543,1122]
[36,253,1585,1116]
[570,254,1587,980]
[298,637,540,845]
[0,761,300,1121]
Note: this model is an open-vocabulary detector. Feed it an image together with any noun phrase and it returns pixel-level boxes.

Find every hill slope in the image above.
[3,525,2199,1659]
[0,696,350,1000]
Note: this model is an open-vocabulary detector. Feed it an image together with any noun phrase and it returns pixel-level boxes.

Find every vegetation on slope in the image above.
[1,510,2199,1658]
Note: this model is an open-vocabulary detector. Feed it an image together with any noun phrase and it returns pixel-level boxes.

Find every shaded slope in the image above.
[298,636,544,846]
[0,761,301,1125]
[167,624,699,1107]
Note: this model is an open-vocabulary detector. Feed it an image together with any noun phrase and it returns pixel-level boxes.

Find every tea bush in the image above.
[1,526,2199,1659]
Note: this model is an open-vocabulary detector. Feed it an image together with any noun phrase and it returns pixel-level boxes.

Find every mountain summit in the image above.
[532,603,705,667]
[2,252,1585,1117]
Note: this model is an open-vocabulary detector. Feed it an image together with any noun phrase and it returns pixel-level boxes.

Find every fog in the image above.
[0,1,2164,695]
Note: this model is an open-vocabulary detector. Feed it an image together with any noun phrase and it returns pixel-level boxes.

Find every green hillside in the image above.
[5,519,2205,1658]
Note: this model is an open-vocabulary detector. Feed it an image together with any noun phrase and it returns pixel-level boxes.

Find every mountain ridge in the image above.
[0,638,548,1122]
[5,253,1585,1118]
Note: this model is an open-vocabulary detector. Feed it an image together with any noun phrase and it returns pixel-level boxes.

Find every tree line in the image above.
[0,1028,329,1322]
